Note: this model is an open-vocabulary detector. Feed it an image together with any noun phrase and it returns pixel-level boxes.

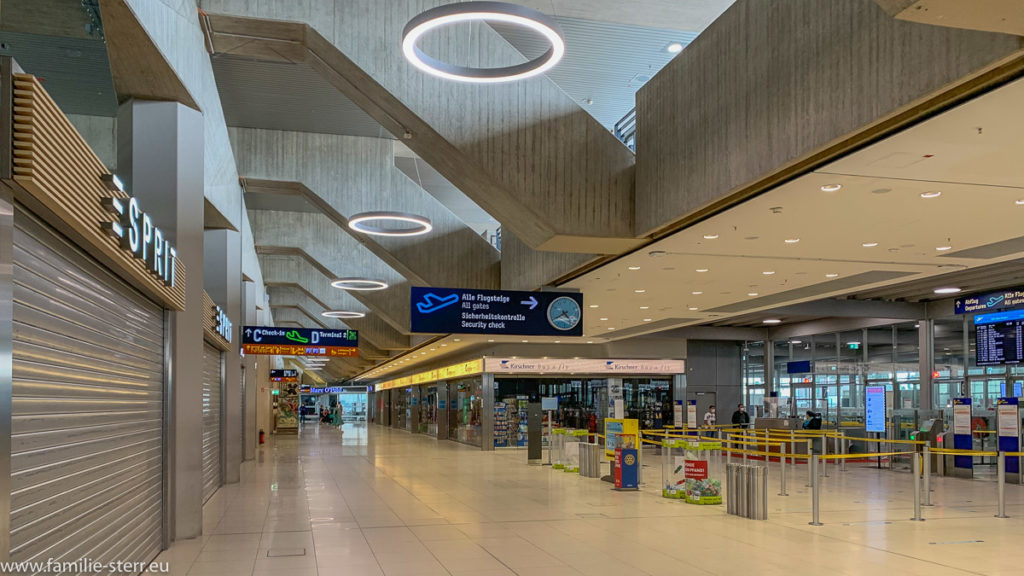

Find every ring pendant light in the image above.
[321,310,367,319]
[331,278,389,291]
[348,211,433,236]
[402,1,565,83]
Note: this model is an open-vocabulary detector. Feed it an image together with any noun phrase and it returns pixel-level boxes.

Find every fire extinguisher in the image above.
[259,428,265,444]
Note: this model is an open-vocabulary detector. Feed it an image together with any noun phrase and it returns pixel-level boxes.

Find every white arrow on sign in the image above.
[520,296,538,310]
[244,328,252,337]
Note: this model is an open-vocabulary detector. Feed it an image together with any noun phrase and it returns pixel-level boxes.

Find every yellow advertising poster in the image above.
[604,418,639,459]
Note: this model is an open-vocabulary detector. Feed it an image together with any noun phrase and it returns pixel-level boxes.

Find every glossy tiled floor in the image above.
[151,423,1024,576]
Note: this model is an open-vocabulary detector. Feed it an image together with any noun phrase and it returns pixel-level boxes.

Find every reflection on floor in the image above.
[150,423,1024,576]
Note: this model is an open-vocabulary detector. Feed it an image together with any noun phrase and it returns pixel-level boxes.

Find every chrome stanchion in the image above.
[806,439,814,487]
[911,454,924,521]
[822,433,829,478]
[923,445,933,507]
[791,430,797,476]
[779,442,788,496]
[809,455,822,526]
[996,452,1009,519]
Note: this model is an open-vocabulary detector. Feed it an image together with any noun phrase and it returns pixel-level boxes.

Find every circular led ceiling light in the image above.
[331,278,389,291]
[321,310,366,319]
[402,1,565,83]
[348,212,432,236]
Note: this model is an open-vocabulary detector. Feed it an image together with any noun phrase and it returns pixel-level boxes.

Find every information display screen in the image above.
[975,310,1024,366]
[865,386,886,433]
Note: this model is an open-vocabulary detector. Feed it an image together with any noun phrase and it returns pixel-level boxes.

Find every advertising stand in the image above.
[662,439,722,504]
[952,398,973,477]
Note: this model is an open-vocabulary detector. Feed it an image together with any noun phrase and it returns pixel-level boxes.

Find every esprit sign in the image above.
[214,305,232,342]
[100,174,176,287]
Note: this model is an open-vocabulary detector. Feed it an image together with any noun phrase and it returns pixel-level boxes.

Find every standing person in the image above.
[703,405,717,428]
[731,403,750,427]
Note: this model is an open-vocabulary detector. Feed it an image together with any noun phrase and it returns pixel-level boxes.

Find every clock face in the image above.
[547,296,581,331]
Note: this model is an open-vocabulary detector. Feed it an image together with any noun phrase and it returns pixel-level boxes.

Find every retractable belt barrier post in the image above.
[911,454,924,522]
[779,442,788,497]
[996,452,1008,519]
[923,445,932,506]
[809,455,822,526]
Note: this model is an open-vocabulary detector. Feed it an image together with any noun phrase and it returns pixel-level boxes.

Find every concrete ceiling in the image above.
[562,73,1024,337]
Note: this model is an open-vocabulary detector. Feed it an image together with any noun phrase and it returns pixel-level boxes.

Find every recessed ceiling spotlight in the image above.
[666,42,684,53]
[402,2,565,83]
[589,304,599,308]
[692,291,703,295]
[825,273,839,278]
[862,242,878,248]
[600,317,609,321]
[627,266,641,271]
[762,271,775,275]
[820,184,842,192]
[453,338,461,342]
[934,287,961,294]
[521,340,528,343]
[936,245,952,251]
[331,278,389,291]
[554,340,561,343]
[688,306,699,311]
[634,289,646,293]
[696,268,709,273]
[763,319,782,324]
[649,250,667,258]
[441,344,447,347]
[1017,199,1024,205]
[429,348,436,351]
[607,327,615,330]
[321,310,366,319]
[920,191,942,199]
[703,234,719,240]
[747,292,759,297]
[348,211,432,236]
[639,306,650,310]
[790,340,802,344]
[643,318,652,322]
[587,341,593,344]
[784,238,800,244]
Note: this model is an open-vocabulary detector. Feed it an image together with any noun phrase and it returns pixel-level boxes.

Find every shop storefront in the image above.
[373,358,684,450]
[2,71,187,566]
[201,293,232,503]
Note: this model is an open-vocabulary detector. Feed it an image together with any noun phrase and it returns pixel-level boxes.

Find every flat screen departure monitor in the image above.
[975,309,1024,366]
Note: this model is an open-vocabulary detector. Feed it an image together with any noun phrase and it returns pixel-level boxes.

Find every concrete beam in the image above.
[636,0,1024,237]
[247,208,411,333]
[230,128,500,289]
[199,9,640,254]
[257,253,409,351]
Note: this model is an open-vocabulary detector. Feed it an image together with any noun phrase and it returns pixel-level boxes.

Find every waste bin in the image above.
[579,442,603,478]
[564,430,587,473]
[726,463,768,520]
[552,429,567,469]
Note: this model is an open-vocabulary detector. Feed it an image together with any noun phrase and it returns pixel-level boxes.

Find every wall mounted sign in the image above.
[270,369,299,383]
[410,286,583,336]
[241,326,358,357]
[100,175,177,287]
[214,305,232,342]
[483,357,685,374]
[955,288,1024,315]
[374,359,484,392]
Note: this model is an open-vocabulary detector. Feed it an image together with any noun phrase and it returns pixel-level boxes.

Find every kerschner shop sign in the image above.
[100,174,177,287]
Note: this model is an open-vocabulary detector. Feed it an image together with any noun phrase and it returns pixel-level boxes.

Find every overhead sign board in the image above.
[484,357,685,374]
[410,286,583,336]
[241,326,358,357]
[270,369,299,383]
[955,288,1024,315]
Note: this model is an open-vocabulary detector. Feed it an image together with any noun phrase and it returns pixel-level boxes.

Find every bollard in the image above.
[779,442,788,496]
[809,455,822,526]
[923,445,932,506]
[996,452,1008,519]
[911,454,924,521]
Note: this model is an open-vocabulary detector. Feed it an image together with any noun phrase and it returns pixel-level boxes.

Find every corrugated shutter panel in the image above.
[11,205,164,567]
[201,341,222,503]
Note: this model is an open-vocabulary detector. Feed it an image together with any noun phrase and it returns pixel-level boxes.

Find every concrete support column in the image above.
[919,319,935,411]
[204,230,242,483]
[242,281,259,461]
[481,374,495,451]
[117,99,205,541]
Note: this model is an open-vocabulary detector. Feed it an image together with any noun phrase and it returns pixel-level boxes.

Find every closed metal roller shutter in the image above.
[201,341,223,503]
[11,206,164,567]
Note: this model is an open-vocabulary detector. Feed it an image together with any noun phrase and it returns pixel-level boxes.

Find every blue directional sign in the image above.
[241,326,358,357]
[410,287,583,336]
[954,288,1024,314]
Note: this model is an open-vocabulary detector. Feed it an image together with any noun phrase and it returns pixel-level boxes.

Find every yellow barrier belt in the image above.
[820,451,915,460]
[930,448,999,456]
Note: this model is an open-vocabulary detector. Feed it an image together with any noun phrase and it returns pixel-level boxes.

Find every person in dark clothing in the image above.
[731,404,750,427]
[803,410,822,430]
